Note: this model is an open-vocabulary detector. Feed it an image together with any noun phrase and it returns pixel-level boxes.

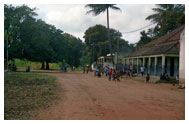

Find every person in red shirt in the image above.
[108,68,112,81]
[86,66,89,74]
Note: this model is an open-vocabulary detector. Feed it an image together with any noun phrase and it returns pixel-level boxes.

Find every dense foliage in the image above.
[136,4,185,49]
[85,4,121,66]
[83,24,134,64]
[5,4,185,68]
[4,5,83,69]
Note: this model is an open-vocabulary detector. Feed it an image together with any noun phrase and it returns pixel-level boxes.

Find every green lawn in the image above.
[9,59,61,70]
[4,72,58,120]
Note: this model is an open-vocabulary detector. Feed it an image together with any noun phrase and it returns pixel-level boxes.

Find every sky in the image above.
[22,4,157,44]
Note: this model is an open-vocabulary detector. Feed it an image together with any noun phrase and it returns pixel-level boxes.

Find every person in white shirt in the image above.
[140,66,144,76]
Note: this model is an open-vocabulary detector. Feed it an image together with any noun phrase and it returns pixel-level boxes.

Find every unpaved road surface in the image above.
[34,71,185,120]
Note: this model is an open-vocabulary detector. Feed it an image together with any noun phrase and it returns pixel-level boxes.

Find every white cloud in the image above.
[26,4,156,43]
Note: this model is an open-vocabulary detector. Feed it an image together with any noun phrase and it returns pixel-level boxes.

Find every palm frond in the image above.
[152,8,164,13]
[109,5,121,12]
[85,4,107,16]
[85,4,121,16]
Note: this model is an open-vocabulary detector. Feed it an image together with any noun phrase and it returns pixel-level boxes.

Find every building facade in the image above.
[124,25,184,78]
[179,30,185,85]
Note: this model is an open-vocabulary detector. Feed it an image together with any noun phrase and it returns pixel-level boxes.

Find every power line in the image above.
[121,23,156,34]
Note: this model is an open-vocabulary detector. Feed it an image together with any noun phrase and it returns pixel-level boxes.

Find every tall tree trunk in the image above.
[41,61,45,69]
[6,32,9,70]
[107,7,114,68]
[46,61,49,70]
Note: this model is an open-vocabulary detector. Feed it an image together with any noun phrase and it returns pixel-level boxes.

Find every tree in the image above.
[85,4,121,67]
[64,33,83,67]
[136,30,152,49]
[146,4,185,37]
[5,4,85,70]
[83,24,133,64]
[4,4,38,68]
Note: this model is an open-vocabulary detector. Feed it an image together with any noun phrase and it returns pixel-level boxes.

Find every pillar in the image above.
[132,58,134,65]
[179,30,185,87]
[162,55,166,75]
[148,57,151,74]
[137,58,139,74]
[143,57,145,67]
[154,57,157,75]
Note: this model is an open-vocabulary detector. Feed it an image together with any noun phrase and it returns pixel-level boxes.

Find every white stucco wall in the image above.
[179,29,185,84]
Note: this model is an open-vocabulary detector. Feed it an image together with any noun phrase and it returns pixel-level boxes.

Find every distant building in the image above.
[97,54,114,68]
[124,25,185,78]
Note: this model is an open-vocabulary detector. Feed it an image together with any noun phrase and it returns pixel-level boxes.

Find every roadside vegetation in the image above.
[4,72,57,120]
[9,59,61,70]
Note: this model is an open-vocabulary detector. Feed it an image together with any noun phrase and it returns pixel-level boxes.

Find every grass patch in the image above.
[9,59,61,70]
[4,72,57,120]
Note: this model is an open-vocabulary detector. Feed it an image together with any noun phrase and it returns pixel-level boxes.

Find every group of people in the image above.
[83,62,153,82]
[94,65,126,81]
[94,64,150,82]
[83,65,89,74]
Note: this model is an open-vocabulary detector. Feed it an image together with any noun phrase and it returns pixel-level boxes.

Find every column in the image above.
[154,57,157,75]
[162,55,166,75]
[137,58,139,74]
[132,58,134,65]
[143,57,145,67]
[148,57,151,74]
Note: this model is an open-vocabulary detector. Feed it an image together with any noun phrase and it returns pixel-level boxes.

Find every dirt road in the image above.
[34,71,185,120]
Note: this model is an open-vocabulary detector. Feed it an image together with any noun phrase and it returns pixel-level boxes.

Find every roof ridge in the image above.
[143,25,184,47]
[125,25,184,58]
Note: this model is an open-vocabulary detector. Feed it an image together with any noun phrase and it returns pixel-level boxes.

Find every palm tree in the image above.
[85,4,121,67]
[146,4,185,35]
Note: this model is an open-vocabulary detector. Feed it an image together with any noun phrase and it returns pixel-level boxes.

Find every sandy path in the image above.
[33,71,185,120]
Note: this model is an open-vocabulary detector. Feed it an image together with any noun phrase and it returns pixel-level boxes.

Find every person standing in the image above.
[108,68,112,81]
[86,66,89,74]
[129,63,133,77]
[83,65,86,74]
[105,66,108,76]
[140,66,144,76]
